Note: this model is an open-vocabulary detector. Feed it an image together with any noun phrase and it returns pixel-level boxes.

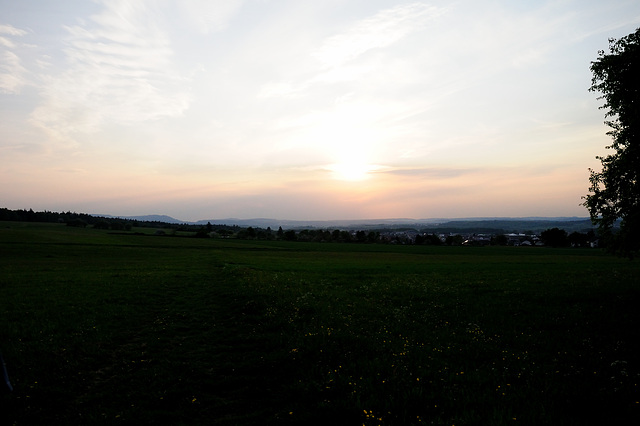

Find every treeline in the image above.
[539,227,598,248]
[1,207,600,248]
[205,225,380,243]
[0,207,210,232]
[0,208,98,225]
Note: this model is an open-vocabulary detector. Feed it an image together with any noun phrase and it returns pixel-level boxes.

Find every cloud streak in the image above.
[0,24,29,94]
[177,0,245,34]
[29,0,191,145]
[312,3,444,69]
[257,3,445,100]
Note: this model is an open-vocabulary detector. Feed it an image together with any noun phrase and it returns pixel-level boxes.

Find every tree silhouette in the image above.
[584,28,640,257]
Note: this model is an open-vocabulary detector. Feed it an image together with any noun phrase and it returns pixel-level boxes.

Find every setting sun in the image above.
[329,161,375,181]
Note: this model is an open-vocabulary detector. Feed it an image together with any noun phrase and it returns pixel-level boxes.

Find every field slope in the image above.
[1,222,639,425]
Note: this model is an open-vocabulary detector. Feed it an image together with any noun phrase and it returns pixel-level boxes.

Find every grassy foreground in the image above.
[1,222,639,425]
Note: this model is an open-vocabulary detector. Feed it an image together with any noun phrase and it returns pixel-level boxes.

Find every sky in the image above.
[2,0,639,222]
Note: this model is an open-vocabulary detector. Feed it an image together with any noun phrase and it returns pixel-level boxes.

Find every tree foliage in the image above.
[584,28,640,257]
[540,228,569,248]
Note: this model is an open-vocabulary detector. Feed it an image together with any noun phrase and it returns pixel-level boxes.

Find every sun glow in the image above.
[303,104,387,182]
[329,161,375,181]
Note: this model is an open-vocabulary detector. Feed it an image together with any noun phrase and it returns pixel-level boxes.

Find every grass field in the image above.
[1,222,639,425]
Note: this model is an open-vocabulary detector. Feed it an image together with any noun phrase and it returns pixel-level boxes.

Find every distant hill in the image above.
[89,213,596,233]
[96,214,188,224]
[193,217,438,229]
[2,208,595,234]
[418,218,595,234]
[193,217,595,233]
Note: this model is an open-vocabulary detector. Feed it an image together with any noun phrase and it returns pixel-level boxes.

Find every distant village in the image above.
[213,225,598,248]
[377,229,598,248]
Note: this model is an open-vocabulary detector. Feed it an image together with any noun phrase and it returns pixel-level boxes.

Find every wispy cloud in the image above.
[381,167,480,178]
[0,24,28,94]
[0,50,27,94]
[177,0,245,34]
[259,2,446,98]
[30,0,191,145]
[0,24,27,37]
[312,3,445,69]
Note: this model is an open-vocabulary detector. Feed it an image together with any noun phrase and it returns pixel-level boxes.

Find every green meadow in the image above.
[1,222,639,425]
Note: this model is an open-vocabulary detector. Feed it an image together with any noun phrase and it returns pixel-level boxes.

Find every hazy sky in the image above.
[2,1,639,221]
